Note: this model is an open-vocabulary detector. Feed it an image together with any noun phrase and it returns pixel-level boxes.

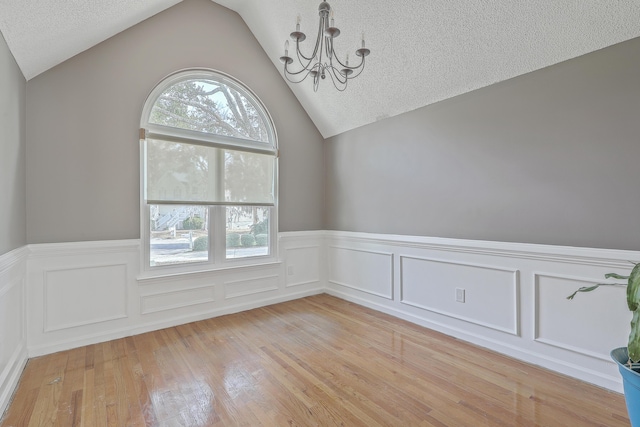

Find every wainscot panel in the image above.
[141,285,216,314]
[225,275,279,300]
[279,231,324,289]
[534,273,629,361]
[328,246,393,299]
[0,246,28,418]
[26,233,324,357]
[324,230,640,393]
[400,256,519,335]
[27,240,139,357]
[44,264,128,332]
[284,245,320,288]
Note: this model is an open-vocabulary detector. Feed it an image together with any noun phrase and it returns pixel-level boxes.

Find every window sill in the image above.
[136,258,282,284]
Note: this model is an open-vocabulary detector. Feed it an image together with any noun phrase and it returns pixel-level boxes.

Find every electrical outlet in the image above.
[455,288,465,303]
[287,266,294,275]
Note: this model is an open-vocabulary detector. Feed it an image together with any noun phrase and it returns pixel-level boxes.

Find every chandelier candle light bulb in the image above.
[279,1,371,92]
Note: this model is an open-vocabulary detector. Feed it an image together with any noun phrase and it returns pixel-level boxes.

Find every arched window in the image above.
[140,69,277,270]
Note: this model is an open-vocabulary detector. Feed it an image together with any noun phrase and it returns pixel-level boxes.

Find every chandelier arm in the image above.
[284,59,324,79]
[333,51,366,71]
[294,48,319,72]
[324,67,348,92]
[295,18,323,63]
[283,65,314,84]
[294,41,315,64]
[344,60,367,80]
[324,58,366,83]
[326,64,348,84]
[332,51,347,69]
[325,36,334,60]
[285,66,315,77]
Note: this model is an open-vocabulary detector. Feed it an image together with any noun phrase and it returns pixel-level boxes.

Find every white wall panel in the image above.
[328,246,393,299]
[224,275,279,299]
[141,285,215,314]
[44,264,128,332]
[27,241,139,357]
[535,273,629,360]
[400,256,519,335]
[285,246,320,287]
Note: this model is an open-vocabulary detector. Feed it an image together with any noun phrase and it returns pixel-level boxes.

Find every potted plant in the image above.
[567,262,640,426]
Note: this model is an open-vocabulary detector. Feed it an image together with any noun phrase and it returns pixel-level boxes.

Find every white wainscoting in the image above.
[3,228,637,413]
[0,246,28,418]
[324,230,640,393]
[26,232,324,358]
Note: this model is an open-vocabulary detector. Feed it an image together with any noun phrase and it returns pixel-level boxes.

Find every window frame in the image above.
[139,69,278,277]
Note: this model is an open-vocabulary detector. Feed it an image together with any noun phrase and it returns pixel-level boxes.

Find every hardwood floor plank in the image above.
[26,351,68,427]
[79,366,95,427]
[1,294,630,426]
[91,343,108,427]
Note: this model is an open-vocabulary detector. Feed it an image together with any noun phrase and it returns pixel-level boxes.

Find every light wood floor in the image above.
[1,294,630,426]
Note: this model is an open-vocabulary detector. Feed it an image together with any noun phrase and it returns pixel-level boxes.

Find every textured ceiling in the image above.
[1,1,640,138]
[0,0,181,80]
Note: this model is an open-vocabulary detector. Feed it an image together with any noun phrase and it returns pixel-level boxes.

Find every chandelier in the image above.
[279,1,370,92]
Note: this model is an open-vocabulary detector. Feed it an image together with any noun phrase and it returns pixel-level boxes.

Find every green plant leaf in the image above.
[566,283,622,300]
[629,310,640,362]
[605,273,630,280]
[624,263,640,361]
[627,263,640,311]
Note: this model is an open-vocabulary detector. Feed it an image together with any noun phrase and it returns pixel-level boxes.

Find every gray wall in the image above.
[26,0,324,244]
[0,31,26,255]
[325,37,640,251]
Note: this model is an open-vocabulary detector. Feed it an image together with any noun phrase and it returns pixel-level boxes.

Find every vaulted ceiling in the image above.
[1,0,639,138]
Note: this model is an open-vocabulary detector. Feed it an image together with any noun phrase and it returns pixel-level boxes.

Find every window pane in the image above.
[150,205,209,266]
[226,207,269,259]
[149,79,270,143]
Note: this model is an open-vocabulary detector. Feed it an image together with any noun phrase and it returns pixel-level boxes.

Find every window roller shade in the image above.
[145,138,275,206]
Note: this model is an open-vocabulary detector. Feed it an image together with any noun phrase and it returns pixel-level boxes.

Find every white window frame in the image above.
[139,69,278,277]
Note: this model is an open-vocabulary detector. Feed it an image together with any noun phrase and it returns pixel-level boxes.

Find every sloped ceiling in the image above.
[1,0,639,138]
